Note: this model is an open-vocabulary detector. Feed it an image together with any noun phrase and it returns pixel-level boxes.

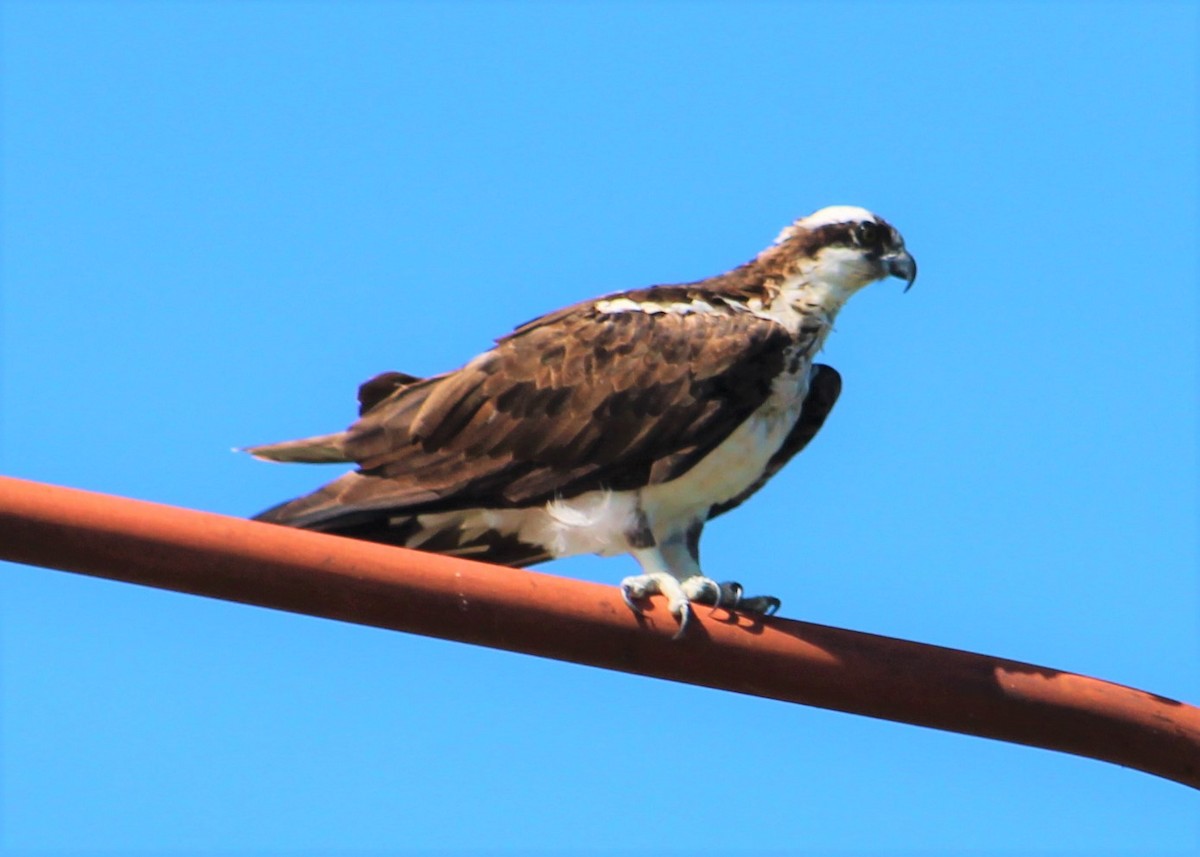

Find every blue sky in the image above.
[2,1,1197,854]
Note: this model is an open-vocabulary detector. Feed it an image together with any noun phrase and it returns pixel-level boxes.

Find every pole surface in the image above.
[1,475,1197,788]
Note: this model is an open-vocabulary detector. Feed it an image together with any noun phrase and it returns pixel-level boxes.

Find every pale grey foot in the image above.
[624,538,780,636]
[620,571,694,638]
[620,573,782,638]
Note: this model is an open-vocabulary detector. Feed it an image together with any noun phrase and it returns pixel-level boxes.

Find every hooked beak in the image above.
[885,250,917,292]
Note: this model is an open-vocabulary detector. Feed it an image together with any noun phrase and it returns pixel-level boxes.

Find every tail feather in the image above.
[241,432,351,464]
[252,474,371,527]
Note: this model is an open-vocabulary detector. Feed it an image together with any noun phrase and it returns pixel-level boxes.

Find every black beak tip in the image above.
[888,253,917,292]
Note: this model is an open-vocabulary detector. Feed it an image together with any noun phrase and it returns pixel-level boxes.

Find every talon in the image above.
[620,570,777,636]
[672,601,692,640]
[737,594,782,616]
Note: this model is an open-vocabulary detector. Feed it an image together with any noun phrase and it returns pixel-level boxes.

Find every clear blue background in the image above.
[2,1,1197,854]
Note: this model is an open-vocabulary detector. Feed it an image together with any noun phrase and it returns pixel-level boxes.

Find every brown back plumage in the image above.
[251,280,835,533]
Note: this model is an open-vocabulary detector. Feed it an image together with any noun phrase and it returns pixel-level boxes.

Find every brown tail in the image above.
[241,432,351,464]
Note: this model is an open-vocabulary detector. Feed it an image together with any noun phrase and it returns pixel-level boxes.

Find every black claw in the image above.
[672,603,692,640]
[620,587,645,615]
[737,594,782,616]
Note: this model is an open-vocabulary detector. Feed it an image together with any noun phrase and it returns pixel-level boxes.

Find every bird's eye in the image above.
[854,221,881,248]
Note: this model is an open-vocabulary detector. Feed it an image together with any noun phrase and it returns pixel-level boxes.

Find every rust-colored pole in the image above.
[1,475,1197,788]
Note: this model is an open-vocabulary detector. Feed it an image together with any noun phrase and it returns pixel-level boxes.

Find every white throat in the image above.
[771,244,878,322]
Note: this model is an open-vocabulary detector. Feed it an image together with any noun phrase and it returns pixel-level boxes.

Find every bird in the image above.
[246,205,916,635]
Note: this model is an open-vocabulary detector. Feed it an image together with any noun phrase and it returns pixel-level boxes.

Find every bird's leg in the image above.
[622,536,782,636]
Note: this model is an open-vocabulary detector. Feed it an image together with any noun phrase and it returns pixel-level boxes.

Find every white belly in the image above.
[638,383,804,529]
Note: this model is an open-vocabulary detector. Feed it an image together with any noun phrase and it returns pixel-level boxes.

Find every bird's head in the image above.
[763,205,917,309]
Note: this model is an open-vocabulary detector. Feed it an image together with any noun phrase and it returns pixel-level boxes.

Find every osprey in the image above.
[247,205,916,634]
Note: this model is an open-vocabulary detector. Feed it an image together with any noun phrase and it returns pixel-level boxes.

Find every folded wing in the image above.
[251,297,808,539]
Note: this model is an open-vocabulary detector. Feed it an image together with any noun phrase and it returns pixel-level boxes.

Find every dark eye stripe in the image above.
[854,221,881,247]
[797,219,897,255]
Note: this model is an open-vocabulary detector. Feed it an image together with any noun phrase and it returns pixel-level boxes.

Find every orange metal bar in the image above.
[1,475,1197,788]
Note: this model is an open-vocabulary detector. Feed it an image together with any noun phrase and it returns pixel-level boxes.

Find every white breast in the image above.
[638,365,810,532]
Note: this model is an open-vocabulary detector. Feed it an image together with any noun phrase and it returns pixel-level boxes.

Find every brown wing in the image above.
[357,371,424,415]
[257,299,799,531]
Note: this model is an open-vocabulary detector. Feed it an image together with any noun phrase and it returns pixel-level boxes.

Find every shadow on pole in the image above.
[1,475,1196,788]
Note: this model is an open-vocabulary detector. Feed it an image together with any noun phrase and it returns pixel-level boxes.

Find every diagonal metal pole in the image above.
[1,475,1197,788]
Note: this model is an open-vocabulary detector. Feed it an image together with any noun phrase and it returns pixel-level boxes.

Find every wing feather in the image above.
[258,298,798,531]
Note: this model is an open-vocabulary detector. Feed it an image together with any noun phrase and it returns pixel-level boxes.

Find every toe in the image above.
[738,594,782,615]
[718,581,744,609]
[679,575,722,605]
